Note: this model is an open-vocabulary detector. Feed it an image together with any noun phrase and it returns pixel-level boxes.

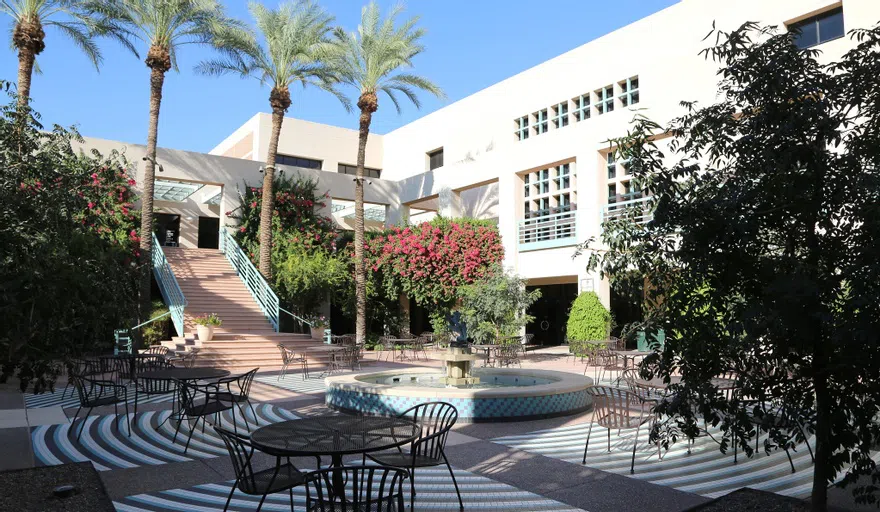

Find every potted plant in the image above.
[309,315,328,341]
[193,313,222,342]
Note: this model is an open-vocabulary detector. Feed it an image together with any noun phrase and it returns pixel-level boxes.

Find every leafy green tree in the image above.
[0,92,139,392]
[97,0,249,324]
[1,0,115,107]
[196,0,348,279]
[328,1,444,344]
[459,268,541,344]
[585,23,880,511]
[566,292,610,342]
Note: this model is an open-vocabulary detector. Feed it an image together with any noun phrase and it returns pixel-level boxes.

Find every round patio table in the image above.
[99,353,162,382]
[470,344,498,367]
[251,416,421,501]
[137,367,230,426]
[615,349,653,369]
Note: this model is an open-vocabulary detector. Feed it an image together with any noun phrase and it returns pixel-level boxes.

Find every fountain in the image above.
[324,342,594,422]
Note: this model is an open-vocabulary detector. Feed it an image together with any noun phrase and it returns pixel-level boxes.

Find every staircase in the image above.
[162,247,327,372]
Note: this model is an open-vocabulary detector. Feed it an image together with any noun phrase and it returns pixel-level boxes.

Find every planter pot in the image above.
[196,325,215,342]
[310,326,326,341]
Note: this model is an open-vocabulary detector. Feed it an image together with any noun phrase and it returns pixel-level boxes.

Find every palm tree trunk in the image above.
[16,47,35,109]
[259,107,284,279]
[354,102,374,345]
[138,64,166,327]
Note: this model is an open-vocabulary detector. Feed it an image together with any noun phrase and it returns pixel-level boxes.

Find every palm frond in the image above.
[45,19,102,70]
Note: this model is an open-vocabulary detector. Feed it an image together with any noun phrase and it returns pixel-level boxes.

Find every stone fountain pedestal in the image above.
[440,346,480,386]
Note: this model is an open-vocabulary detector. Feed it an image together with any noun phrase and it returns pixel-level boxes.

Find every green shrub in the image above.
[141,300,170,346]
[566,292,611,341]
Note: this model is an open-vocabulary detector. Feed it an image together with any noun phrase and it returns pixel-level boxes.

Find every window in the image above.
[428,148,444,170]
[573,94,590,122]
[276,154,322,169]
[533,109,548,135]
[515,116,530,141]
[619,76,639,107]
[523,173,530,197]
[596,85,614,115]
[534,168,550,195]
[553,163,571,190]
[790,7,844,49]
[338,163,381,179]
[606,153,616,179]
[608,184,618,202]
[552,102,569,129]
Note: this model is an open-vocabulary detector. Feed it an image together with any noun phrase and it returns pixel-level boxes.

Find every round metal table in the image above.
[138,367,230,381]
[251,416,421,501]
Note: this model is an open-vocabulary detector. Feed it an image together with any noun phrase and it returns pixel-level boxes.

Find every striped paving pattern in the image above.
[254,373,331,395]
[492,421,857,499]
[114,467,585,511]
[32,404,298,471]
[25,387,174,409]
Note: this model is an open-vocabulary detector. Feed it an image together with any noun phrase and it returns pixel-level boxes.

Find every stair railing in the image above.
[219,228,312,333]
[151,232,187,336]
[114,310,172,353]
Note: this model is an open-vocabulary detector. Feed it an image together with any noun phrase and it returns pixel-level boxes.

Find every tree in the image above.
[566,292,611,342]
[98,0,248,324]
[584,23,880,511]
[458,268,540,345]
[329,1,444,343]
[196,0,348,279]
[1,0,112,108]
[0,89,140,392]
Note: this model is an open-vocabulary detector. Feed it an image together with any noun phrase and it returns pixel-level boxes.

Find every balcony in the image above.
[602,193,653,224]
[518,206,577,252]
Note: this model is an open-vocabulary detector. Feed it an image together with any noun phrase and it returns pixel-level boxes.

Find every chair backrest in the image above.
[218,368,259,399]
[69,373,93,406]
[400,402,458,460]
[136,355,171,374]
[587,386,646,429]
[213,426,260,494]
[183,349,199,368]
[523,333,534,344]
[144,345,169,357]
[278,344,295,365]
[305,465,406,512]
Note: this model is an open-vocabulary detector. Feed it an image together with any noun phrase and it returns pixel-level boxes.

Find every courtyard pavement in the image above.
[0,346,871,511]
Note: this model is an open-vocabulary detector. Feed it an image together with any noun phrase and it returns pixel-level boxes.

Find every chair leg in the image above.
[247,399,259,426]
[134,388,139,417]
[289,487,294,512]
[184,417,201,454]
[582,421,594,463]
[237,403,250,431]
[255,492,270,512]
[69,406,83,438]
[173,414,185,444]
[409,468,416,512]
[229,405,239,436]
[77,407,94,442]
[785,447,796,473]
[223,479,238,512]
[124,399,131,437]
[607,426,612,452]
[443,454,464,511]
[632,423,642,474]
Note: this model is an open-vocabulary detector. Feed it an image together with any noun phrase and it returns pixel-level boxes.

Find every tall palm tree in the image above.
[330,2,443,344]
[98,0,248,321]
[2,0,110,108]
[196,0,349,280]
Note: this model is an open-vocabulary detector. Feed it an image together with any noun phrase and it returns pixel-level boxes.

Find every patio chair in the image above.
[582,386,656,474]
[410,336,429,361]
[69,373,131,441]
[341,344,364,371]
[366,402,464,511]
[62,358,105,399]
[133,358,176,416]
[174,380,235,453]
[140,345,170,358]
[496,343,522,368]
[377,335,396,362]
[305,465,409,512]
[214,425,312,512]
[620,368,666,403]
[278,344,308,380]
[215,368,260,430]
[598,347,626,385]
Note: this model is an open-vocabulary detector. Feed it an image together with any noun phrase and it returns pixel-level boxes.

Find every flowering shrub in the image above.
[75,155,141,261]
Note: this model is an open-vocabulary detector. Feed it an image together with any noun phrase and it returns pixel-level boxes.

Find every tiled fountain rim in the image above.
[325,368,593,399]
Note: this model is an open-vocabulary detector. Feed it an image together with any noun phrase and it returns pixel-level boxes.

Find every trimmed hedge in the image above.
[566,292,611,341]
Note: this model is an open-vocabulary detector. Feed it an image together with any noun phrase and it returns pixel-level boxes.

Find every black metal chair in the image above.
[341,344,363,371]
[133,358,176,416]
[174,380,235,453]
[366,402,464,511]
[582,386,656,474]
[496,343,522,368]
[69,374,131,441]
[141,344,170,358]
[305,465,408,512]
[214,425,310,512]
[215,368,260,430]
[278,344,308,380]
[62,358,104,398]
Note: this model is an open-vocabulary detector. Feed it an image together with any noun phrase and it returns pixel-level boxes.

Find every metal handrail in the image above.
[219,229,311,333]
[518,209,578,244]
[151,233,187,336]
[114,310,173,354]
[602,195,654,224]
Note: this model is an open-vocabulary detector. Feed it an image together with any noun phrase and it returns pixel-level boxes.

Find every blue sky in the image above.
[2,0,677,153]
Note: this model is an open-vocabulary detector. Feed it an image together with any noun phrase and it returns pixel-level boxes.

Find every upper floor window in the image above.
[606,153,616,179]
[789,7,844,49]
[515,116,530,141]
[552,102,569,129]
[596,85,614,115]
[619,76,640,107]
[428,148,444,170]
[533,109,548,135]
[338,163,381,179]
[276,154,322,169]
[573,94,590,122]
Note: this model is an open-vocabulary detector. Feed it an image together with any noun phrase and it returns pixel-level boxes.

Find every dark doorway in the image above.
[409,301,431,336]
[526,283,578,346]
[610,280,643,338]
[197,217,220,249]
[155,213,180,247]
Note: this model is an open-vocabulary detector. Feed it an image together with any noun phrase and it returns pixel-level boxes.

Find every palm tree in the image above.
[196,0,349,280]
[330,2,444,343]
[98,0,248,321]
[2,0,110,108]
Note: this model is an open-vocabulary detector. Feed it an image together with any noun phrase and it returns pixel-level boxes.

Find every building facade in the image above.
[82,0,878,344]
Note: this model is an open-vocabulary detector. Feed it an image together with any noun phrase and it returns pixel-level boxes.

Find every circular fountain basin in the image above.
[325,368,593,422]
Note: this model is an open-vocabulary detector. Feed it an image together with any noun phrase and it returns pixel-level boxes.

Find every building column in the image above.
[438,186,463,218]
[385,203,410,227]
